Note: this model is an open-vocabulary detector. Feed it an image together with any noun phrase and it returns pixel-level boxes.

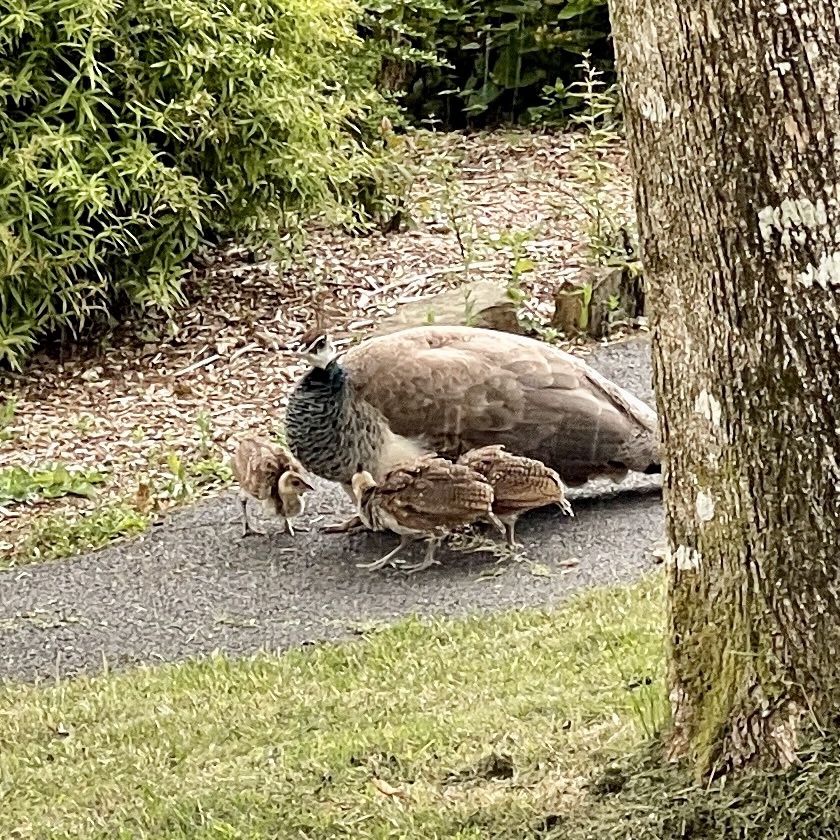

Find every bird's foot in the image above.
[356,536,412,570]
[356,555,396,571]
[399,556,440,574]
[399,538,441,574]
[556,499,574,517]
[241,523,267,538]
[283,518,308,537]
[322,514,364,534]
[239,499,265,537]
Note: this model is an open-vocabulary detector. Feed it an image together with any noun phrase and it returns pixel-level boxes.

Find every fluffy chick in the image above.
[351,454,504,573]
[457,444,573,547]
[232,435,314,537]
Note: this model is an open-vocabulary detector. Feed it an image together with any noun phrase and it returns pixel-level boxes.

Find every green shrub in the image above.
[0,0,392,369]
[360,0,612,127]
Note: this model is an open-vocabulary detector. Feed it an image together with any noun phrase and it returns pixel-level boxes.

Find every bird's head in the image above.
[351,463,377,504]
[297,331,338,369]
[277,470,315,499]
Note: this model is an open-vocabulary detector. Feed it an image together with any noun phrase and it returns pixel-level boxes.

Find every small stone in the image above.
[373,281,525,337]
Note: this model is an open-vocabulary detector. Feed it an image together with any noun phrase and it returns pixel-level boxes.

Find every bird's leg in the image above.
[240,496,266,537]
[356,535,413,570]
[504,518,520,549]
[321,484,366,534]
[488,511,506,537]
[556,499,574,517]
[322,515,364,534]
[401,537,441,574]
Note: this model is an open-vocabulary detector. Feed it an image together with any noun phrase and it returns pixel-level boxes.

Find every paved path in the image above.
[0,339,663,683]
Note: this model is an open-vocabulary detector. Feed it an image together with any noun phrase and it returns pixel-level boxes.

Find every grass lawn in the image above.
[0,577,665,839]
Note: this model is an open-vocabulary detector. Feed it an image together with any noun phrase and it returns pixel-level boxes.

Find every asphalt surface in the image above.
[0,338,663,683]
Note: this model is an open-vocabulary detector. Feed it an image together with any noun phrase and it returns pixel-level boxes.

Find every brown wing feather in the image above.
[459,445,567,517]
[374,456,494,532]
[342,326,658,485]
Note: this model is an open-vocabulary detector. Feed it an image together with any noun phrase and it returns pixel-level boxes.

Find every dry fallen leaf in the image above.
[372,778,409,801]
[135,481,153,513]
[529,562,553,578]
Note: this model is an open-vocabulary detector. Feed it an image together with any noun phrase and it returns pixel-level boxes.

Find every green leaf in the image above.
[491,44,521,88]
[494,4,533,14]
[553,28,608,50]
[513,257,536,274]
[465,80,504,112]
[556,0,605,19]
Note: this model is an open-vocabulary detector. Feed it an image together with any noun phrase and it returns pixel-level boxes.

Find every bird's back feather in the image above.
[458,445,568,517]
[342,326,659,485]
[362,455,494,535]
[233,435,305,517]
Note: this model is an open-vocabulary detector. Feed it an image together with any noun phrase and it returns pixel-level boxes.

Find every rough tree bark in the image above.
[609,0,840,777]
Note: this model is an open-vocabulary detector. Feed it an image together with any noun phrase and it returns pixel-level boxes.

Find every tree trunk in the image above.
[609,0,840,778]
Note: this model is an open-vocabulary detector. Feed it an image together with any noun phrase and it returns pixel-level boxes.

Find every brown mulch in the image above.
[0,130,634,557]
